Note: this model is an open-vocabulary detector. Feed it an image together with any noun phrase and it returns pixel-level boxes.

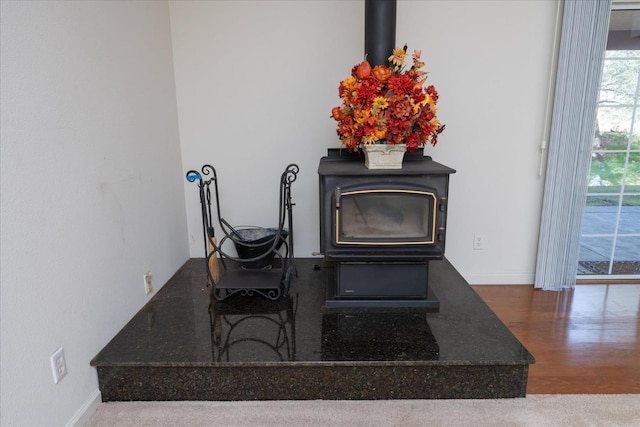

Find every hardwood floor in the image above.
[472,284,640,394]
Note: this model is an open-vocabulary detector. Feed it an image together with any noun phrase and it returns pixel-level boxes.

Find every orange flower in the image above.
[354,109,370,124]
[392,98,413,118]
[372,65,392,82]
[356,60,372,79]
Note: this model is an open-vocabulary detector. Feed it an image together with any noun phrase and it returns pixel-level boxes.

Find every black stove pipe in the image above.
[364,0,397,67]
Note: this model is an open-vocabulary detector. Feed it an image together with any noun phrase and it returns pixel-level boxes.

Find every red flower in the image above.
[426,85,439,100]
[406,132,420,150]
[356,79,381,105]
[388,74,413,94]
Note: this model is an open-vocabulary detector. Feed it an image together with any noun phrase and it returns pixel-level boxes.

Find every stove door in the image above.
[335,188,436,246]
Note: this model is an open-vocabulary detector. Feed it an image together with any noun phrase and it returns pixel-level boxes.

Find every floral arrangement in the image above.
[331,45,445,152]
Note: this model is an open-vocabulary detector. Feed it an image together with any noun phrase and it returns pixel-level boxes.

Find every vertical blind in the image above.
[535,0,611,290]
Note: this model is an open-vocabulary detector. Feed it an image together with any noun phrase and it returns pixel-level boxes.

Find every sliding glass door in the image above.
[579,9,640,278]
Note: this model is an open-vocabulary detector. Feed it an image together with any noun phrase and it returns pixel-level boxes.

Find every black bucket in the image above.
[231,227,288,269]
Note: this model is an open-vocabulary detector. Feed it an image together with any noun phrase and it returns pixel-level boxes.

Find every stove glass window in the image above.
[336,190,436,245]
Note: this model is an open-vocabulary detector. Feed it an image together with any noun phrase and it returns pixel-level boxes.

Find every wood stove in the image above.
[319,149,455,309]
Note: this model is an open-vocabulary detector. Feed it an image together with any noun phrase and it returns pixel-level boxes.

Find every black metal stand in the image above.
[186,163,299,301]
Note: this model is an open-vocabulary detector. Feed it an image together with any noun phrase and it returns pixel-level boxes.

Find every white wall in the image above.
[0,0,559,425]
[0,1,188,426]
[171,0,364,260]
[398,0,559,284]
[172,0,559,284]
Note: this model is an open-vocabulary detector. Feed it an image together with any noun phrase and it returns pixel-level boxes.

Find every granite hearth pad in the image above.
[91,258,534,401]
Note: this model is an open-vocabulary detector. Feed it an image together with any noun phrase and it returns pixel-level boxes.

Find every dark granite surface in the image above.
[91,258,534,400]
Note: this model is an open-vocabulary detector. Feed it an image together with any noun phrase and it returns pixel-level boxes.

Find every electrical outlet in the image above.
[473,234,486,250]
[144,272,152,294]
[49,347,67,384]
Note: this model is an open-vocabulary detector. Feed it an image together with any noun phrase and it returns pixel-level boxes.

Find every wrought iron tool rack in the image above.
[186,163,299,301]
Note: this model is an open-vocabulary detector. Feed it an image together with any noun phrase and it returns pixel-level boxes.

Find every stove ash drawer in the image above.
[337,262,429,298]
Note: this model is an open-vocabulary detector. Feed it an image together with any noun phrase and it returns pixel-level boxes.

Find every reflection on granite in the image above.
[91,258,534,401]
[321,311,439,361]
[211,295,297,362]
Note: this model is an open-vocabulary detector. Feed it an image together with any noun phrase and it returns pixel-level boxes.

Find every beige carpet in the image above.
[87,395,640,427]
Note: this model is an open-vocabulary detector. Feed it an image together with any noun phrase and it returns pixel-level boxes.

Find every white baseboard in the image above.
[66,388,102,427]
[463,273,535,285]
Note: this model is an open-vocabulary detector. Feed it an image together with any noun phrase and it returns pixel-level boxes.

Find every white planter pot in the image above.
[362,144,407,169]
